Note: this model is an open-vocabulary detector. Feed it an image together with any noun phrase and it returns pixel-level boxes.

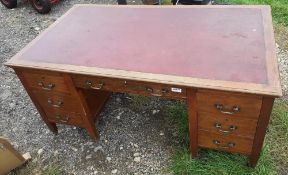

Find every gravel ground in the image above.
[0,1,288,175]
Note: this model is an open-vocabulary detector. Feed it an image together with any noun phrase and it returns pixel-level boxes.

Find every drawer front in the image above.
[22,70,70,94]
[45,109,84,127]
[72,75,187,99]
[198,130,253,155]
[198,112,258,139]
[33,91,84,113]
[122,80,186,99]
[197,91,262,119]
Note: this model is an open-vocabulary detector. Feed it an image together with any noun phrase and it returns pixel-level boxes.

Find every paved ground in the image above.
[0,1,287,175]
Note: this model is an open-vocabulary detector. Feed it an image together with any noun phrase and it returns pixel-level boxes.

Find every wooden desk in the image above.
[5,5,282,167]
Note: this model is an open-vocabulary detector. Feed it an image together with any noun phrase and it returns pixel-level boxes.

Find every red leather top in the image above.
[20,6,267,84]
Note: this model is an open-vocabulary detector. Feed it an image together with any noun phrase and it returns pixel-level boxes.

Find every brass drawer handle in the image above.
[213,140,235,149]
[214,104,240,115]
[215,123,237,134]
[55,114,69,123]
[47,98,63,108]
[146,87,169,97]
[86,80,104,90]
[37,81,55,91]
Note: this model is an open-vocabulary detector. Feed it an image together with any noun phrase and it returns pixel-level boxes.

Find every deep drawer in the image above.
[198,130,253,155]
[197,90,262,119]
[198,112,258,139]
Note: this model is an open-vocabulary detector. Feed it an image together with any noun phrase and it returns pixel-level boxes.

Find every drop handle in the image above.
[215,123,237,134]
[55,114,69,123]
[47,98,63,108]
[146,87,169,97]
[86,80,104,90]
[214,104,240,115]
[213,140,236,149]
[37,81,55,91]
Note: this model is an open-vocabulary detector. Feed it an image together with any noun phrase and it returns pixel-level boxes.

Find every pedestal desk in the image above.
[5,5,282,167]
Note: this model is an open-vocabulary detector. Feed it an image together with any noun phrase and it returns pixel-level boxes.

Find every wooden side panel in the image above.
[249,97,274,167]
[187,89,198,157]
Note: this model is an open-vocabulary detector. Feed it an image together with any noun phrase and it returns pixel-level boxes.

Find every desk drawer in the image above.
[33,91,84,113]
[22,70,70,94]
[198,112,257,139]
[45,109,84,127]
[197,90,262,119]
[123,80,186,99]
[198,130,253,155]
[72,75,186,99]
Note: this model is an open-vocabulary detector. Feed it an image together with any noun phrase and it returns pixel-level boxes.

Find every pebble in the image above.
[94,146,104,152]
[106,157,112,162]
[133,152,140,157]
[34,27,40,31]
[86,154,92,159]
[152,109,160,115]
[134,157,141,162]
[159,131,164,136]
[37,148,43,155]
[71,146,78,152]
[111,169,118,174]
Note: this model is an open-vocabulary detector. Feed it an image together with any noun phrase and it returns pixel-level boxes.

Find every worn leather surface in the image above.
[20,6,267,84]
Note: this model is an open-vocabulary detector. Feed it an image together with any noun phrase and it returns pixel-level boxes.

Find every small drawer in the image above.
[22,70,70,94]
[72,74,122,91]
[198,130,253,155]
[45,109,84,127]
[198,112,258,139]
[197,90,262,119]
[33,91,84,113]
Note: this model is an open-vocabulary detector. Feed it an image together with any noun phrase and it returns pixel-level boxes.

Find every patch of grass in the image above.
[129,94,150,111]
[265,99,288,173]
[167,102,278,175]
[43,164,63,175]
[216,0,288,26]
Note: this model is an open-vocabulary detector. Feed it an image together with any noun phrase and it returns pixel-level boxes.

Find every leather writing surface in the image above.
[19,6,267,84]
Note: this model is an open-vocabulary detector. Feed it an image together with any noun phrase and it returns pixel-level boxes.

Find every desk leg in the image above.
[248,97,274,167]
[187,89,198,158]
